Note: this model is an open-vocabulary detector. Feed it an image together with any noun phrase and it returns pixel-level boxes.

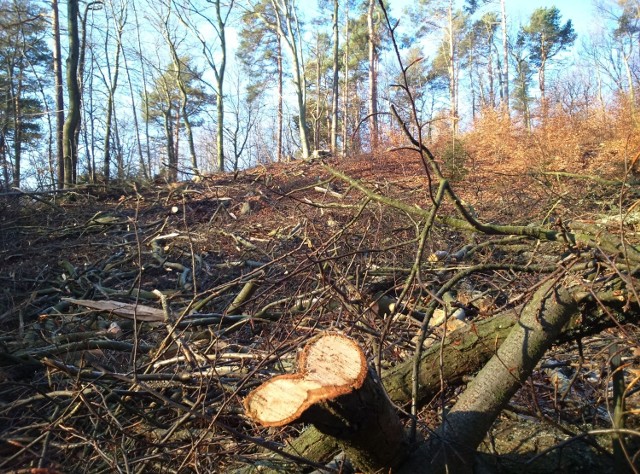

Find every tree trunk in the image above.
[447,0,458,136]
[342,0,350,158]
[277,34,283,162]
[132,0,152,177]
[400,281,579,473]
[245,333,408,473]
[367,0,378,150]
[501,0,509,114]
[214,0,226,172]
[63,0,80,188]
[103,30,122,182]
[247,274,636,472]
[11,68,23,188]
[539,56,547,119]
[268,0,310,160]
[52,0,65,188]
[314,34,321,151]
[246,281,582,474]
[121,45,147,179]
[163,110,177,182]
[623,51,636,118]
[330,0,339,156]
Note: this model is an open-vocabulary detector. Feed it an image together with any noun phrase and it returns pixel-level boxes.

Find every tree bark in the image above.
[245,333,408,473]
[63,0,80,188]
[342,0,350,157]
[277,34,283,161]
[330,0,339,156]
[245,280,582,474]
[214,0,227,172]
[103,18,123,181]
[400,281,579,473]
[245,274,636,472]
[367,0,379,150]
[501,0,509,114]
[52,0,65,188]
[266,0,311,159]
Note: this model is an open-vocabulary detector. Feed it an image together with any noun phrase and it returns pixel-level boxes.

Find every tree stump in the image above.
[244,332,408,473]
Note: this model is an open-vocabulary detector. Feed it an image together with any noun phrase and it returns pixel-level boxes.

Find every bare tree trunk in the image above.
[501,0,509,114]
[401,282,579,473]
[263,0,310,159]
[132,0,152,177]
[103,11,124,182]
[330,0,339,156]
[163,109,176,181]
[52,0,65,188]
[539,56,547,120]
[63,0,80,188]
[121,44,147,179]
[367,0,378,150]
[447,0,458,135]
[214,0,227,172]
[314,34,321,151]
[277,34,283,161]
[623,51,636,117]
[342,0,350,158]
[12,72,22,188]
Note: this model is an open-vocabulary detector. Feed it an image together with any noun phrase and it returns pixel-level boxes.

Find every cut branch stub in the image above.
[244,333,367,427]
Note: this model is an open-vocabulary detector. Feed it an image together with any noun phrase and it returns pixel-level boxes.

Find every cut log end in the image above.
[244,333,367,427]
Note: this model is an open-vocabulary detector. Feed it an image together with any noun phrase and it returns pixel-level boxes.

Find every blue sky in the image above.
[507,0,597,37]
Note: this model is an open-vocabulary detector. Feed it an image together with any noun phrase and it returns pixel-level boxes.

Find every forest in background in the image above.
[1,0,639,189]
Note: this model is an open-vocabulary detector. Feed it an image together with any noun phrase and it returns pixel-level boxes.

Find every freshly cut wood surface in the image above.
[244,333,367,427]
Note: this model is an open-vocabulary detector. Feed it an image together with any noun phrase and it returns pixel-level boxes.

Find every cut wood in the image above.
[244,332,409,472]
[244,333,367,427]
[63,298,165,322]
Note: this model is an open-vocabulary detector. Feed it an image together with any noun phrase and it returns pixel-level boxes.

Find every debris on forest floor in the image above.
[1,152,639,472]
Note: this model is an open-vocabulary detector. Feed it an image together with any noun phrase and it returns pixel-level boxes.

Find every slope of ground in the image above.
[0,148,639,472]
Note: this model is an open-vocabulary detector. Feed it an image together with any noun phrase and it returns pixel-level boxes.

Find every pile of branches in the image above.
[0,148,639,472]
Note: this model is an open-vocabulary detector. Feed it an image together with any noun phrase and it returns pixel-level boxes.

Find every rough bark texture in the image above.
[330,0,339,155]
[398,281,580,473]
[367,0,378,150]
[52,0,65,188]
[244,278,630,473]
[63,0,80,188]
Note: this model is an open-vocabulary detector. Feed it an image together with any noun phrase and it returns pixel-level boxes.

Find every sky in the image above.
[506,0,597,37]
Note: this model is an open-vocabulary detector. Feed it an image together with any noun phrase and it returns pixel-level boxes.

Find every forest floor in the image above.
[1,146,640,473]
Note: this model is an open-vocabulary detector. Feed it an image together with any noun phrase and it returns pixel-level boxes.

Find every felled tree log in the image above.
[242,278,637,473]
[398,280,580,473]
[244,333,409,473]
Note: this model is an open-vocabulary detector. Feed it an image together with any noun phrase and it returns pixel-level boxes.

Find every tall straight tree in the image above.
[367,0,378,149]
[330,0,339,155]
[596,0,640,116]
[52,0,65,187]
[143,56,208,181]
[162,3,199,175]
[520,7,576,115]
[176,0,233,172]
[238,3,284,162]
[253,0,311,159]
[101,0,126,181]
[500,0,509,113]
[0,0,49,189]
[342,0,350,156]
[412,0,469,135]
[63,0,81,187]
